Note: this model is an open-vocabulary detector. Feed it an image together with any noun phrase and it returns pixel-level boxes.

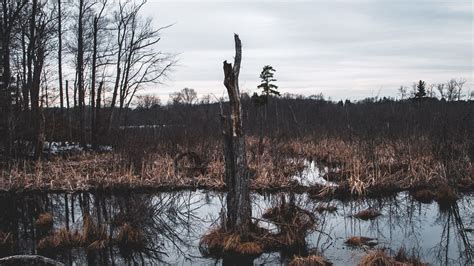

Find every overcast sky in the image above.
[141,0,473,101]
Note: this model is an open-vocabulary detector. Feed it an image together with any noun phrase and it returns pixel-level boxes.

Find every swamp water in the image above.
[0,189,472,265]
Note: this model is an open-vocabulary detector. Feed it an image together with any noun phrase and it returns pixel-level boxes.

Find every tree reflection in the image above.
[0,191,207,264]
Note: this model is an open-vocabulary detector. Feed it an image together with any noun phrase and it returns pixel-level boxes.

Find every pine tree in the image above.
[252,65,279,106]
[415,80,426,99]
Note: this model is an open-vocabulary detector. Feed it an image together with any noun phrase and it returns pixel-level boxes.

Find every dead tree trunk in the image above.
[221,34,251,237]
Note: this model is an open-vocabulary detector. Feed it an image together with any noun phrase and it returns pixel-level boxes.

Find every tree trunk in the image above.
[77,0,86,147]
[91,15,98,149]
[221,34,251,237]
[57,0,64,113]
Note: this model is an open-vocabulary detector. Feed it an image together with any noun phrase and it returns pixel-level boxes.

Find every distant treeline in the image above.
[6,93,470,159]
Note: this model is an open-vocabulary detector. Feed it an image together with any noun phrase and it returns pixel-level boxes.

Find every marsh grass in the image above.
[289,254,332,266]
[200,197,317,258]
[198,227,264,257]
[352,208,382,220]
[358,250,393,266]
[1,137,472,195]
[358,248,428,266]
[35,212,53,229]
[410,189,436,204]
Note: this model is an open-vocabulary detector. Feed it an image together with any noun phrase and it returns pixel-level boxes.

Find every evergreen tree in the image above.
[252,65,279,106]
[415,80,427,99]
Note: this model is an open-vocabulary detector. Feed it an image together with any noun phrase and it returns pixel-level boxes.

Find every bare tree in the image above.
[90,0,107,148]
[136,94,161,109]
[221,34,251,236]
[454,78,466,101]
[108,0,174,132]
[398,85,408,100]
[57,0,64,113]
[0,0,28,156]
[169,87,197,105]
[446,79,457,102]
[437,83,445,100]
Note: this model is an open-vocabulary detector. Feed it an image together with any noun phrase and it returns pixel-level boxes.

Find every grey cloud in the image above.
[141,0,473,101]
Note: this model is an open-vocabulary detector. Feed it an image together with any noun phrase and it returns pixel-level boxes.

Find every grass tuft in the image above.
[35,212,53,229]
[353,208,381,220]
[289,255,332,266]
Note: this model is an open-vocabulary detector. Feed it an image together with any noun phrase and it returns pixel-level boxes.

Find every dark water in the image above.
[0,190,472,265]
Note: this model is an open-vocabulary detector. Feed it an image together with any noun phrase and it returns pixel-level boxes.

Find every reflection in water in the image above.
[0,191,472,265]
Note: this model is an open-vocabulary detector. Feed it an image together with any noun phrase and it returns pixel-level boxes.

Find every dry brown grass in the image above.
[199,229,225,256]
[410,189,436,203]
[289,255,332,266]
[116,223,144,248]
[199,228,264,257]
[353,208,382,220]
[1,136,471,194]
[235,242,263,256]
[358,250,393,266]
[37,228,82,250]
[435,186,458,205]
[291,137,471,196]
[38,214,109,251]
[358,248,428,266]
[35,212,53,229]
[394,247,428,266]
[81,214,108,250]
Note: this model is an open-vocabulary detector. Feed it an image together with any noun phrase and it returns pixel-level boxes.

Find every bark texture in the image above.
[221,34,251,236]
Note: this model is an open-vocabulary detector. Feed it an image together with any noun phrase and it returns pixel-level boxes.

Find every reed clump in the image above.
[358,250,393,266]
[352,208,381,220]
[410,189,436,203]
[38,215,109,251]
[35,212,53,229]
[289,255,332,266]
[37,228,82,250]
[199,227,264,257]
[435,186,458,205]
[358,248,428,266]
[261,200,316,248]
[81,214,108,250]
[394,247,428,266]
[116,223,145,249]
[200,198,316,258]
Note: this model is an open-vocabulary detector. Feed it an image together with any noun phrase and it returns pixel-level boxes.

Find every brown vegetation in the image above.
[1,136,472,196]
[289,255,332,266]
[200,197,316,258]
[394,247,428,266]
[198,227,264,257]
[35,212,53,229]
[352,208,382,220]
[410,189,436,204]
[345,236,378,247]
[38,214,108,251]
[434,186,458,205]
[358,250,393,266]
[37,228,82,250]
[358,248,428,266]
